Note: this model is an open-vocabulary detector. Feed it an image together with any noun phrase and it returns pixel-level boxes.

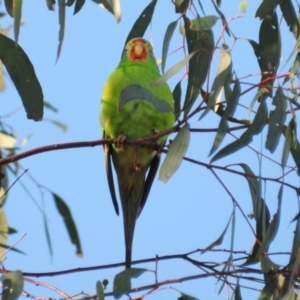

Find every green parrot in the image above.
[100,38,175,268]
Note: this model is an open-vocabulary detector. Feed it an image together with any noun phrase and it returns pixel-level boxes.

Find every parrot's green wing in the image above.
[100,38,175,268]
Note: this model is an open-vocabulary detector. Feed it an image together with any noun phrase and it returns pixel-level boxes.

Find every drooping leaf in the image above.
[199,44,232,120]
[46,0,56,10]
[182,15,214,116]
[178,292,199,300]
[47,119,68,132]
[180,15,219,32]
[152,51,195,87]
[161,20,178,73]
[113,268,147,299]
[0,33,43,121]
[239,164,270,264]
[211,101,267,162]
[201,210,233,254]
[74,0,85,14]
[118,84,173,113]
[0,60,6,91]
[66,0,76,6]
[110,0,121,23]
[266,86,287,153]
[96,281,104,300]
[56,0,65,62]
[234,284,242,300]
[209,78,240,155]
[1,270,23,300]
[159,123,190,183]
[259,255,280,273]
[283,53,300,85]
[4,0,13,17]
[281,117,294,169]
[256,0,281,19]
[52,192,82,256]
[211,1,230,36]
[0,209,8,260]
[175,0,189,13]
[280,0,299,39]
[250,12,281,100]
[124,0,157,48]
[44,101,59,112]
[173,81,182,119]
[13,0,22,44]
[43,211,53,257]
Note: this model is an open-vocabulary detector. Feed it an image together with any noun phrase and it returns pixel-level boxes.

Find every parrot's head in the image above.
[122,38,156,64]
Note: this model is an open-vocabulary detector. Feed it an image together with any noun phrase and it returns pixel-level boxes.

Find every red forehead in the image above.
[131,38,146,44]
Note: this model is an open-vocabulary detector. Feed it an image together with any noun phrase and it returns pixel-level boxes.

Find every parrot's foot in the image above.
[151,127,159,134]
[115,134,127,148]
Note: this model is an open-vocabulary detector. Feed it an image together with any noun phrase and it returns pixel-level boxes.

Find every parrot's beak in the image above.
[133,42,144,58]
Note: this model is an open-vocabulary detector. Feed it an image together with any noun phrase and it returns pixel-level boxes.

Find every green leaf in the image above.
[124,0,157,47]
[280,0,299,39]
[161,20,177,74]
[234,283,242,300]
[201,210,234,254]
[211,101,267,162]
[56,0,65,62]
[110,0,121,23]
[239,1,248,13]
[118,84,173,113]
[52,193,82,256]
[199,44,232,120]
[4,0,13,17]
[0,33,44,121]
[175,0,189,13]
[180,15,219,33]
[259,255,280,273]
[43,212,53,257]
[159,123,190,183]
[281,117,294,169]
[178,292,198,300]
[283,53,300,85]
[66,0,76,6]
[239,164,270,264]
[0,60,6,91]
[172,81,182,119]
[74,0,85,14]
[250,12,281,100]
[0,209,8,260]
[47,119,68,132]
[45,0,56,10]
[96,281,104,300]
[152,51,195,87]
[182,15,214,116]
[113,268,147,299]
[13,0,22,44]
[44,101,58,112]
[256,0,281,19]
[266,86,287,153]
[1,270,23,300]
[209,78,240,155]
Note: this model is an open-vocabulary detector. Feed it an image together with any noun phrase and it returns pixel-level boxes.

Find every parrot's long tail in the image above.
[119,170,145,269]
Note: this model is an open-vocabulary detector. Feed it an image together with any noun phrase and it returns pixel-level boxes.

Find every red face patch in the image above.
[129,39,148,61]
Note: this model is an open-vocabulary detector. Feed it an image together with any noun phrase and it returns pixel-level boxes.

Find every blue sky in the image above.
[1,1,299,299]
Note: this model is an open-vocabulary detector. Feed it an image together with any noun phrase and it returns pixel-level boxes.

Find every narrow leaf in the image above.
[96,281,104,300]
[110,0,121,23]
[161,20,177,73]
[173,81,182,119]
[124,0,157,47]
[52,193,82,256]
[281,117,294,169]
[4,0,13,17]
[182,16,214,116]
[13,0,22,44]
[46,0,55,10]
[280,0,299,38]
[199,44,232,120]
[0,132,16,149]
[0,209,8,260]
[0,33,44,121]
[255,0,280,19]
[266,86,287,152]
[74,0,85,14]
[211,101,267,162]
[113,268,147,299]
[201,210,233,254]
[56,0,65,62]
[159,123,190,183]
[152,52,195,87]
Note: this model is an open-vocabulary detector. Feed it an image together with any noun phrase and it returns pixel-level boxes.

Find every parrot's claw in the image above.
[151,127,159,134]
[115,134,127,148]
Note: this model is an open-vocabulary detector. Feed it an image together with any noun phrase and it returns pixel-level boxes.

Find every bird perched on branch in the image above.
[100,38,175,268]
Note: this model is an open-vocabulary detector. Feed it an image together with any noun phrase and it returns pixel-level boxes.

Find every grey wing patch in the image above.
[103,130,119,215]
